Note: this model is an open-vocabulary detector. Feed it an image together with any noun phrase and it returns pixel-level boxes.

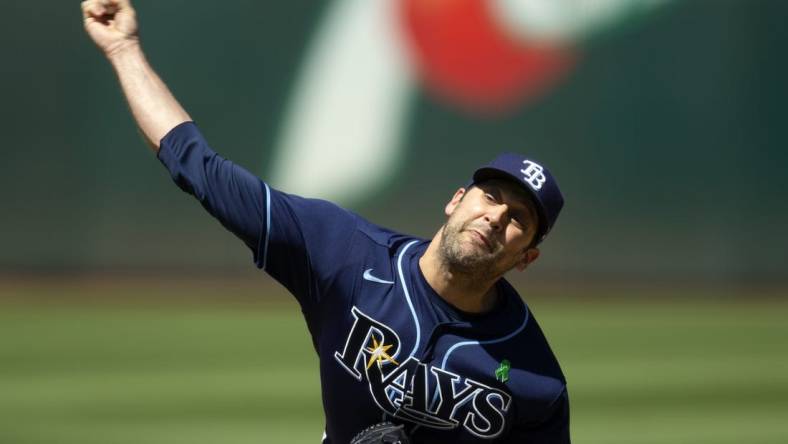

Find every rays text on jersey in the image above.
[334,307,511,439]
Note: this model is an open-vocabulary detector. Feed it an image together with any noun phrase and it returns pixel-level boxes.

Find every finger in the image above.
[83,16,99,29]
[81,1,96,16]
[81,1,106,19]
[101,0,123,15]
[103,0,120,15]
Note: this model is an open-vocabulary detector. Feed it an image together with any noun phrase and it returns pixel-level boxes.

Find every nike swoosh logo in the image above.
[362,268,395,285]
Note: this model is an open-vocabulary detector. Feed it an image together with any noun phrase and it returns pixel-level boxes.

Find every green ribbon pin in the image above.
[495,359,511,383]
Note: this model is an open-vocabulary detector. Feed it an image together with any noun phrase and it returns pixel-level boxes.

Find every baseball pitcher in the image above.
[82,1,570,442]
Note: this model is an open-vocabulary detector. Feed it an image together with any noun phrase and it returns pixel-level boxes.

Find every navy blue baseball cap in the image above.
[470,153,564,245]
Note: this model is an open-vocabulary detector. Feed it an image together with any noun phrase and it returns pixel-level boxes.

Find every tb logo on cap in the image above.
[521,160,546,190]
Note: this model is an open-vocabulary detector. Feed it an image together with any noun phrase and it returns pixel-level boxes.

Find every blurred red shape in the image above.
[400,0,577,113]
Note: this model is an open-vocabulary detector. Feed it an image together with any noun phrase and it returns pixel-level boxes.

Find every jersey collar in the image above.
[409,242,529,340]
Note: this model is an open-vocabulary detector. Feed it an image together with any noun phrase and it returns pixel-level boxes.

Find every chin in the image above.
[455,249,497,270]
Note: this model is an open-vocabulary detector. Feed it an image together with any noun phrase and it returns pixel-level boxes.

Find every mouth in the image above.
[469,229,493,252]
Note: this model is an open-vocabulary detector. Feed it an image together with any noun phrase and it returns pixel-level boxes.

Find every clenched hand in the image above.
[82,0,139,56]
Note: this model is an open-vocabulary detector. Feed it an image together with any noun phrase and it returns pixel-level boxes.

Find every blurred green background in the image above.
[2,282,786,443]
[2,0,786,278]
[1,0,787,442]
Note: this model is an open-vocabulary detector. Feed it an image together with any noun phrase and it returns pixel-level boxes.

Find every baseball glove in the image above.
[350,421,410,444]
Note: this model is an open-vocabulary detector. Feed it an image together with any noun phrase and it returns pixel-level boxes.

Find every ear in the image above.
[514,248,540,272]
[444,188,466,217]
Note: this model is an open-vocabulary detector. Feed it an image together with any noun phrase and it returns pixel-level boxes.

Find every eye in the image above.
[484,193,497,203]
[510,213,528,230]
[510,216,524,229]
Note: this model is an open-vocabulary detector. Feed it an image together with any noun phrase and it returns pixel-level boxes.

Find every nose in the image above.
[484,203,509,231]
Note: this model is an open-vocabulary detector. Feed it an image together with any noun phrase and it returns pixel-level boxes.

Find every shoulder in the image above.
[502,282,566,384]
[275,192,424,267]
[353,213,426,253]
[496,281,567,422]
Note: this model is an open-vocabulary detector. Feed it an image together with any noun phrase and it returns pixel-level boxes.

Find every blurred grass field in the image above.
[1,279,786,444]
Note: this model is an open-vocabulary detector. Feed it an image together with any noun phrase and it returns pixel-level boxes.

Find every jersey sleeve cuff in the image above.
[156,120,200,167]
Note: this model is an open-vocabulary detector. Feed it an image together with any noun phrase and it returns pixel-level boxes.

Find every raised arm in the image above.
[81,0,265,253]
[82,0,190,150]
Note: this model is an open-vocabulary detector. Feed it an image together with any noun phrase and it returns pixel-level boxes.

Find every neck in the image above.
[419,229,502,314]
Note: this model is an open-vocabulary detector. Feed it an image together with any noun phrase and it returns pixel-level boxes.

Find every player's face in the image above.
[439,179,541,277]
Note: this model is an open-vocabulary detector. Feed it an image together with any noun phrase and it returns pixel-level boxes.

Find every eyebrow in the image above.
[483,183,537,220]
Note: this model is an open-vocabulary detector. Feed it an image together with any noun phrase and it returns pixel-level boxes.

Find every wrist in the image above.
[106,38,142,62]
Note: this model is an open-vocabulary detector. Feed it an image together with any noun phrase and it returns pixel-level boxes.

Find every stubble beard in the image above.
[437,218,502,280]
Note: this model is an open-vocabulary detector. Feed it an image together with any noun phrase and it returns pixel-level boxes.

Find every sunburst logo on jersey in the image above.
[365,336,399,369]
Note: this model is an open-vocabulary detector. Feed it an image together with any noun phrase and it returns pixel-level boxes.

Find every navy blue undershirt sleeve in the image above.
[157,122,358,312]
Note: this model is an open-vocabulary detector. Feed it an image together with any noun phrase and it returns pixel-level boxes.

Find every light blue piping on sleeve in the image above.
[440,306,530,370]
[413,288,531,435]
[396,240,421,359]
[261,182,272,271]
